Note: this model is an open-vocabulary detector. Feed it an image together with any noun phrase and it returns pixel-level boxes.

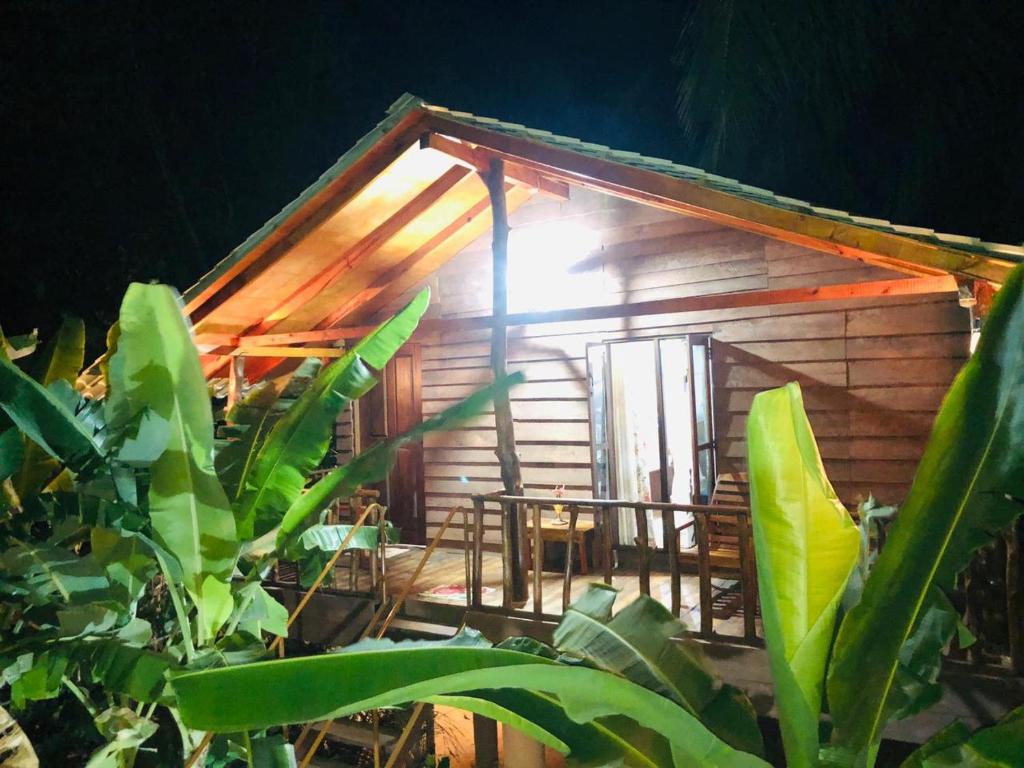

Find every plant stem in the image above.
[155,552,196,662]
[243,730,254,768]
[62,676,98,718]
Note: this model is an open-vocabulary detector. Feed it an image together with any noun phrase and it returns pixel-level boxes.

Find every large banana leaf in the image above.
[171,640,770,768]
[234,289,430,541]
[746,382,859,768]
[13,317,85,499]
[553,584,763,756]
[277,373,523,542]
[827,264,1024,764]
[215,367,307,502]
[0,429,23,482]
[0,357,103,478]
[105,283,238,611]
[900,704,1024,767]
[1,539,110,606]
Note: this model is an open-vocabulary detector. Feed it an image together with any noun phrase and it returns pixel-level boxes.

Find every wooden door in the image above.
[359,345,425,544]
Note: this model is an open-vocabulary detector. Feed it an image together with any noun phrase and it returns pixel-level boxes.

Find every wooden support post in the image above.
[562,506,579,612]
[695,512,714,637]
[473,715,499,768]
[482,158,527,605]
[738,514,758,642]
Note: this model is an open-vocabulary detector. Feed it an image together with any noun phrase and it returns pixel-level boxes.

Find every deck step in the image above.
[386,617,461,639]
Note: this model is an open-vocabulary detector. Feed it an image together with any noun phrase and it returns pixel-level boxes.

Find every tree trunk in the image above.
[482,159,528,605]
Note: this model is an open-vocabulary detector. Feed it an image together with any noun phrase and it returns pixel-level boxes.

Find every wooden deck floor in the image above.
[378,546,758,639]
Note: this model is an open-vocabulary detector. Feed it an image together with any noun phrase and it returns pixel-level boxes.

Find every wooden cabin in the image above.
[132,95,1022,676]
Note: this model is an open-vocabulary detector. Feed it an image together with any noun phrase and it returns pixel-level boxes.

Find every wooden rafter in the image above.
[229,185,524,382]
[420,114,1015,284]
[423,133,569,200]
[186,109,428,321]
[302,185,510,332]
[198,274,958,352]
[242,164,472,338]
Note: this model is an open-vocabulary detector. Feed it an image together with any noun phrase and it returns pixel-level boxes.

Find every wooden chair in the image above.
[675,473,750,570]
[672,473,758,639]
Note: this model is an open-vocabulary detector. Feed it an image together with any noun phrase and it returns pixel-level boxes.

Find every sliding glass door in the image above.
[587,334,715,550]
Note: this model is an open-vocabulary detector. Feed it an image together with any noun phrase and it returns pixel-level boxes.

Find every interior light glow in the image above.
[506,221,602,312]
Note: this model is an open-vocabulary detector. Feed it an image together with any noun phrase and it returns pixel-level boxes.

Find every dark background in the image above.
[2,1,1022,349]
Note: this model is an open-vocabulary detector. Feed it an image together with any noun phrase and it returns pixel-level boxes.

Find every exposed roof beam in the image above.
[186,109,428,321]
[211,274,957,351]
[243,164,472,337]
[310,188,505,331]
[234,184,525,383]
[422,133,569,200]
[421,113,1014,284]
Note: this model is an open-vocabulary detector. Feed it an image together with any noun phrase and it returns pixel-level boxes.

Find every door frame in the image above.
[586,333,717,550]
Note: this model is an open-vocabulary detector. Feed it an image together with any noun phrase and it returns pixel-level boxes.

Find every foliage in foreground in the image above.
[173,265,1024,767]
[0,283,519,766]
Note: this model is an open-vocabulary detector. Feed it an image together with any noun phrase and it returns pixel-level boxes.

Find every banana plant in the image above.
[742,262,1024,767]
[174,265,1024,768]
[172,585,770,768]
[0,282,515,766]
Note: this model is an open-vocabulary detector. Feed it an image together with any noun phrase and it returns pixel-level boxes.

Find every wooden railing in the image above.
[469,492,759,643]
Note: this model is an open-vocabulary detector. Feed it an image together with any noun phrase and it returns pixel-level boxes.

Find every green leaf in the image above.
[197,575,234,640]
[278,373,523,542]
[85,707,158,768]
[250,734,297,768]
[553,584,763,756]
[0,357,104,478]
[90,527,158,608]
[75,638,174,702]
[0,428,24,482]
[171,641,769,768]
[900,705,1024,767]
[106,283,238,600]
[215,373,295,502]
[27,316,85,388]
[291,521,397,588]
[746,382,859,768]
[350,287,430,368]
[828,264,1024,762]
[235,290,429,541]
[1,540,109,606]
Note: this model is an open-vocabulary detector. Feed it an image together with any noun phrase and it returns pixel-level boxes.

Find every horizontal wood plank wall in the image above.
[405,189,970,548]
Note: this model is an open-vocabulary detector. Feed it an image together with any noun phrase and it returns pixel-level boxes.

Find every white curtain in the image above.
[660,339,696,549]
[609,342,664,548]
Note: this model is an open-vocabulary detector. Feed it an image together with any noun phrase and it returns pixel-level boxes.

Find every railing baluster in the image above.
[668,509,681,616]
[634,505,650,596]
[737,512,758,642]
[501,501,513,611]
[472,497,485,608]
[695,511,713,637]
[562,505,580,611]
[532,503,543,617]
[1006,527,1022,673]
[602,506,614,585]
[463,506,472,609]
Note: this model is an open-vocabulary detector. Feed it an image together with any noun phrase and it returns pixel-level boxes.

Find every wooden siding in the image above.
[394,189,970,547]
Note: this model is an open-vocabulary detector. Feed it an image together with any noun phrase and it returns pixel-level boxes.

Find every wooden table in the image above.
[526,518,595,575]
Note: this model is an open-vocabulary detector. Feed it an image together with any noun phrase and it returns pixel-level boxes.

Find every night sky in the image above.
[2,1,1022,351]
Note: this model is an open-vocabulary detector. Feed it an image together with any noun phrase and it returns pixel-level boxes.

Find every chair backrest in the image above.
[707,473,750,551]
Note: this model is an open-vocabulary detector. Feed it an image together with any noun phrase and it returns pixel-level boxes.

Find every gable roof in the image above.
[418,96,1023,272]
[175,93,1019,380]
